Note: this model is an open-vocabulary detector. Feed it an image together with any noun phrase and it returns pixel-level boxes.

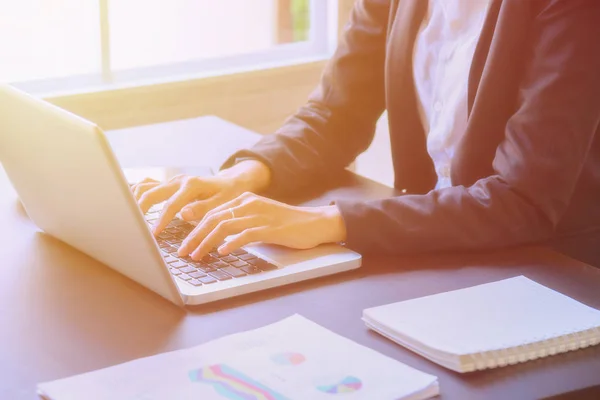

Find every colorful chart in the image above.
[316,376,363,394]
[189,364,289,400]
[270,352,306,366]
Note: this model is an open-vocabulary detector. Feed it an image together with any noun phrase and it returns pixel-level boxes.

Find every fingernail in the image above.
[181,208,194,219]
[218,245,228,255]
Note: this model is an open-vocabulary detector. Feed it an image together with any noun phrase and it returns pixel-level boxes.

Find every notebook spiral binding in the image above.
[468,326,600,371]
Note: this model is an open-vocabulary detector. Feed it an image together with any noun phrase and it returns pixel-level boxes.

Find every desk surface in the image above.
[1,117,599,400]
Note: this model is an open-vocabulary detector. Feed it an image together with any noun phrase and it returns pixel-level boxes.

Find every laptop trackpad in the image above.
[244,243,360,268]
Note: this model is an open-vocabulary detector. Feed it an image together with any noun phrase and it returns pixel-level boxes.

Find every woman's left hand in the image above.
[177,192,347,260]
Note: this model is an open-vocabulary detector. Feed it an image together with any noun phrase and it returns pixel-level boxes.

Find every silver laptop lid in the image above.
[0,85,183,306]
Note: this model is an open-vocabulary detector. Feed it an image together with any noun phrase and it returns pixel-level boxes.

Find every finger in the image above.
[168,174,186,183]
[138,183,178,214]
[132,177,157,188]
[131,177,158,192]
[179,193,261,253]
[217,227,267,255]
[179,205,246,256]
[153,187,195,235]
[188,217,265,260]
[133,182,160,201]
[196,192,254,226]
[180,195,225,221]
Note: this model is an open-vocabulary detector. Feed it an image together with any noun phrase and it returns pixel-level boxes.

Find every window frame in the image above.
[13,0,334,97]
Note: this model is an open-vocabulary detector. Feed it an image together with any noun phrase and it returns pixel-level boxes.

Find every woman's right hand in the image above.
[130,160,271,236]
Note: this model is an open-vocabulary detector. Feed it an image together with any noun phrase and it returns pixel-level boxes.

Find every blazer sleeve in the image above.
[336,0,600,254]
[221,0,389,195]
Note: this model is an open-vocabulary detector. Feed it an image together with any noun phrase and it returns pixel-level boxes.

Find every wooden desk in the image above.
[1,117,599,399]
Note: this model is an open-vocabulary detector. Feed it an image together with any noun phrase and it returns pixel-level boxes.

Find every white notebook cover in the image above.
[363,276,600,369]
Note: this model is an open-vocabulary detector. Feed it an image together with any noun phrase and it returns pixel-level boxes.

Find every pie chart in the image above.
[316,376,363,394]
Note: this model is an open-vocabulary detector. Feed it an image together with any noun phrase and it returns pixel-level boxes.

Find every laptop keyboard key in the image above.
[220,266,247,278]
[220,256,238,263]
[178,273,192,281]
[179,225,194,234]
[209,270,232,281]
[238,253,257,261]
[202,255,219,264]
[189,279,203,287]
[163,255,178,263]
[262,263,279,271]
[170,260,188,269]
[179,255,194,263]
[170,268,182,275]
[211,261,229,269]
[241,265,261,275]
[195,263,216,273]
[254,259,278,271]
[231,260,248,268]
[179,266,197,274]
[189,271,206,279]
[230,249,247,256]
[199,275,217,284]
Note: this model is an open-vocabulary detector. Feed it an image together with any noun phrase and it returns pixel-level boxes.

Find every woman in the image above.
[132,0,600,266]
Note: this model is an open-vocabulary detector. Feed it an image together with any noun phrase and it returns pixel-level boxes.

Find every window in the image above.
[2,0,332,95]
[0,0,101,82]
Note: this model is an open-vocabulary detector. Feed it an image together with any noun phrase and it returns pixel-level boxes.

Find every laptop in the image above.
[0,85,361,306]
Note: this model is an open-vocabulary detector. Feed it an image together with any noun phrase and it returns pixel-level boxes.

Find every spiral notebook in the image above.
[363,276,600,373]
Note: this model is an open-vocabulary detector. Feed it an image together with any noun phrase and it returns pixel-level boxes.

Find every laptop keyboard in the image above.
[144,206,278,287]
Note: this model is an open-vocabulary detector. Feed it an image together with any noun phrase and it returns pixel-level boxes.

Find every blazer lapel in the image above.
[453,0,531,186]
[385,0,436,194]
[467,0,503,114]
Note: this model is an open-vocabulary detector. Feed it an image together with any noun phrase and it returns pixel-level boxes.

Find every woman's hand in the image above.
[130,160,271,235]
[177,192,347,260]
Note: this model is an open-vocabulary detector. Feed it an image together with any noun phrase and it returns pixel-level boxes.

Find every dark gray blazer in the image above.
[224,0,600,266]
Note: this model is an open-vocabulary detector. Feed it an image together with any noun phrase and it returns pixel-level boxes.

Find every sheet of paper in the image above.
[38,315,438,400]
